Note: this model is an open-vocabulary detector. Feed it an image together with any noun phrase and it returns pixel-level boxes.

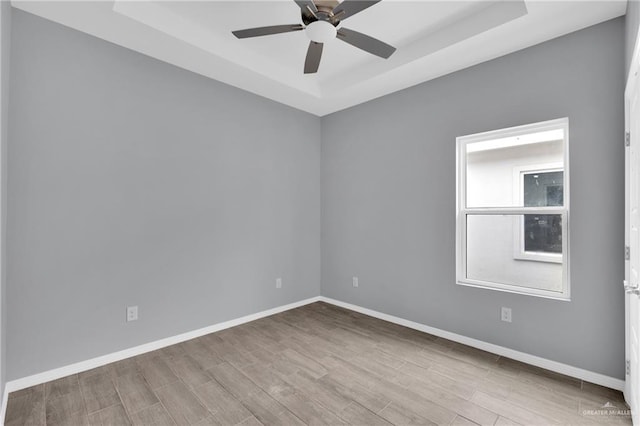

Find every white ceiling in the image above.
[12,0,628,116]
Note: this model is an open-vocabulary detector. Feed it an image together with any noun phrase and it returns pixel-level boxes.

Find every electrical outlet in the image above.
[127,306,138,322]
[352,277,359,288]
[276,278,282,289]
[501,307,512,323]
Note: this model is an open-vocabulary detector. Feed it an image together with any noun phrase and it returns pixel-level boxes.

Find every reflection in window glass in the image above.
[523,171,563,254]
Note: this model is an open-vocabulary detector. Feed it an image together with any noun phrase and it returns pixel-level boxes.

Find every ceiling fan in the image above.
[231,0,396,74]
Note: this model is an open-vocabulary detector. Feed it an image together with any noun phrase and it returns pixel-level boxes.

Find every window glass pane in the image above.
[524,214,562,253]
[523,171,563,207]
[466,214,563,293]
[465,135,564,208]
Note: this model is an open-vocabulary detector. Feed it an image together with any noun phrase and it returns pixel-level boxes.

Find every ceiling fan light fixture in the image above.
[305,21,337,43]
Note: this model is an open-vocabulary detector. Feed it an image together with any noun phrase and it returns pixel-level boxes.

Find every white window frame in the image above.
[512,163,564,264]
[456,118,570,300]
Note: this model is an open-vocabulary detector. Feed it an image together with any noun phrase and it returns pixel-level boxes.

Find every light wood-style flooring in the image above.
[4,302,631,425]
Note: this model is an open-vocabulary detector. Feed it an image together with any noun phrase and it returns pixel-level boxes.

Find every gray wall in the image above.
[321,18,625,378]
[627,0,639,76]
[7,10,320,380]
[1,0,11,397]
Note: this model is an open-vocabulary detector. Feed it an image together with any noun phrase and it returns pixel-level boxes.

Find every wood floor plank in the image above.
[5,384,45,426]
[217,327,262,353]
[322,355,458,424]
[377,385,458,425]
[237,416,263,426]
[397,361,476,400]
[339,402,392,426]
[225,350,263,371]
[79,372,120,414]
[279,334,334,361]
[318,372,391,414]
[377,401,436,425]
[208,362,262,401]
[351,351,403,381]
[504,383,586,424]
[396,374,498,425]
[161,342,188,360]
[451,414,480,425]
[448,343,500,367]
[86,403,131,426]
[246,348,279,366]
[493,415,522,426]
[9,386,44,400]
[279,348,328,379]
[240,363,295,396]
[270,355,305,377]
[428,358,491,387]
[270,387,348,425]
[581,382,627,405]
[471,391,558,425]
[154,381,208,425]
[240,389,305,426]
[78,366,113,382]
[129,403,176,426]
[45,376,80,400]
[517,365,582,396]
[187,348,224,372]
[191,380,253,425]
[167,354,212,389]
[110,358,140,378]
[113,372,158,415]
[191,414,224,426]
[281,370,353,413]
[48,410,89,426]
[475,371,518,400]
[45,390,88,426]
[136,355,179,390]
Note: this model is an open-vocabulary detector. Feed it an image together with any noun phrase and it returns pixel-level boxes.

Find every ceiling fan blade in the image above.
[332,0,380,20]
[337,27,396,59]
[294,0,318,18]
[304,41,323,74]
[232,24,304,39]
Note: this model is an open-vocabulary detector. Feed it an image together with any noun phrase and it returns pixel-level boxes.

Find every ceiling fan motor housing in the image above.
[301,2,342,25]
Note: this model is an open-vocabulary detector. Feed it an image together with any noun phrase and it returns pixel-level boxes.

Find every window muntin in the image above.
[456,118,569,300]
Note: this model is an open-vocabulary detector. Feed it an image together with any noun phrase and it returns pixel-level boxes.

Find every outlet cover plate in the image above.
[501,307,512,323]
[127,306,138,322]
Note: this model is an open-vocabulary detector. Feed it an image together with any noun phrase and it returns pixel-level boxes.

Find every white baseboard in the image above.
[319,296,626,391]
[4,296,322,394]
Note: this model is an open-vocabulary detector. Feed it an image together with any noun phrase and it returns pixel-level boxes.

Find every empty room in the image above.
[0,0,639,424]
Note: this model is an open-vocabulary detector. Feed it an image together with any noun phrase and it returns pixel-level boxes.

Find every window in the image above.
[456,118,569,300]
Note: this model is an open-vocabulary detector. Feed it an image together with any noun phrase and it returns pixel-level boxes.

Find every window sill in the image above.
[513,252,563,264]
[456,278,571,301]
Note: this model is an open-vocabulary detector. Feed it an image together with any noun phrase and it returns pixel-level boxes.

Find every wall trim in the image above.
[319,296,625,391]
[4,296,321,394]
